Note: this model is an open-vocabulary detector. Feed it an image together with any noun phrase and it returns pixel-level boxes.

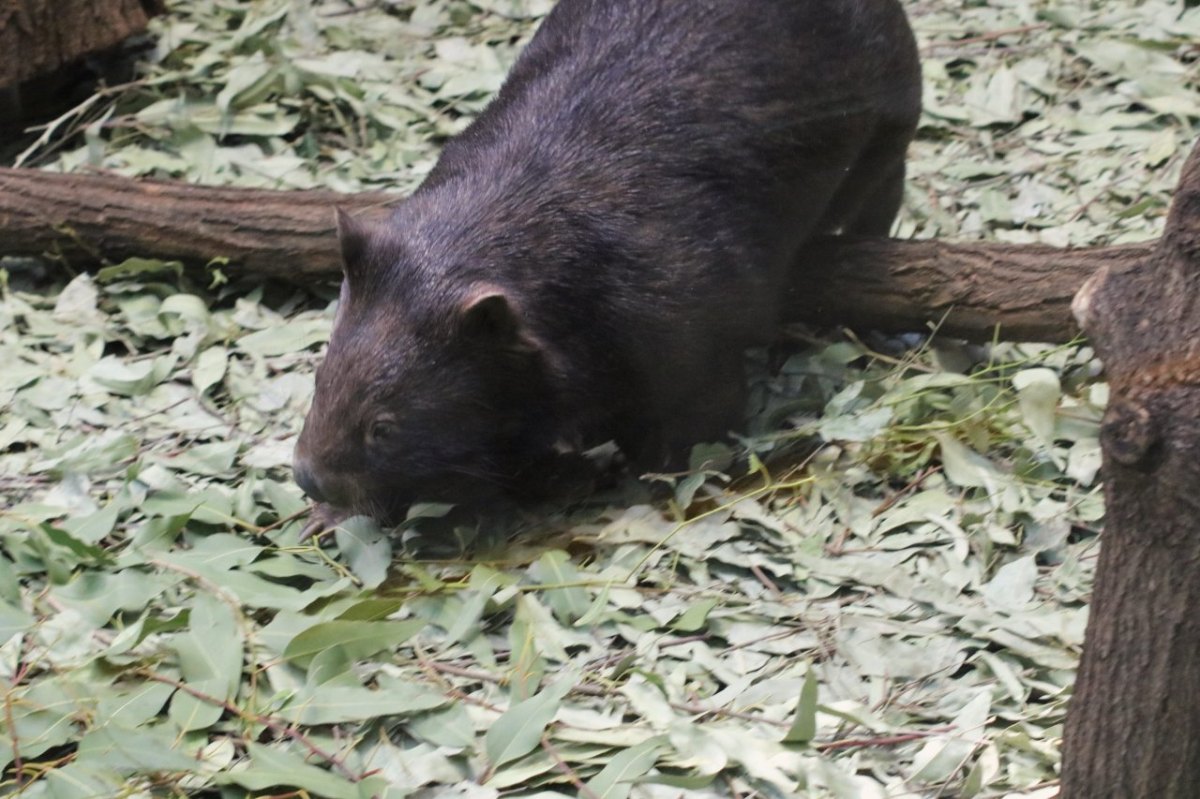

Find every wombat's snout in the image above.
[292,457,327,504]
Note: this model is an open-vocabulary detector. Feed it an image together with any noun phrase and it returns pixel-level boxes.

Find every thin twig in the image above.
[257,506,310,536]
[148,558,245,613]
[871,465,940,517]
[137,670,364,782]
[749,563,783,598]
[425,660,789,728]
[541,736,601,799]
[923,24,1048,53]
[13,76,163,167]
[3,680,23,787]
[815,727,954,752]
[413,645,504,713]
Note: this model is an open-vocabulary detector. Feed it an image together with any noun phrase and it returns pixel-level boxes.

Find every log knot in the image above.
[1100,399,1157,467]
[1102,354,1200,467]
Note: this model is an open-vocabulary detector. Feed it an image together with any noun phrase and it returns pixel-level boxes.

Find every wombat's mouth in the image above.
[297,481,489,537]
[333,470,512,524]
[296,449,598,534]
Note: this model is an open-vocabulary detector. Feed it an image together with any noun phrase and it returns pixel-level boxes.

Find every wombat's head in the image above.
[293,210,560,523]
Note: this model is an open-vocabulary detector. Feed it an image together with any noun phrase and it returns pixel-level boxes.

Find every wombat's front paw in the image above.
[508,450,599,504]
[299,502,353,542]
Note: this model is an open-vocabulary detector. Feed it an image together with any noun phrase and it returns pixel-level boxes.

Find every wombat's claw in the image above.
[299,503,352,542]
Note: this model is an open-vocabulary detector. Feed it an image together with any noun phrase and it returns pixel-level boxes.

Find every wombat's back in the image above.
[434,2,916,158]
[417,0,920,315]
[295,0,923,518]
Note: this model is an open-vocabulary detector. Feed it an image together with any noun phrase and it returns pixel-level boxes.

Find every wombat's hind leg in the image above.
[618,360,747,475]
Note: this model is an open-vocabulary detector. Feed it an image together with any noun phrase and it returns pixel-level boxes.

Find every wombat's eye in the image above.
[368,419,397,444]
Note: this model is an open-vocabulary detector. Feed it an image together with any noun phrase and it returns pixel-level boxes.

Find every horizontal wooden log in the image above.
[794,236,1151,342]
[0,166,398,278]
[0,166,1154,342]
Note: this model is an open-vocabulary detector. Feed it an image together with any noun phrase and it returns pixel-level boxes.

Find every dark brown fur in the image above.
[294,0,922,525]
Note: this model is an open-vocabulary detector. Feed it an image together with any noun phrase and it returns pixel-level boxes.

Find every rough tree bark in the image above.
[0,0,165,90]
[1060,142,1200,795]
[795,237,1149,342]
[0,166,399,280]
[0,166,1157,343]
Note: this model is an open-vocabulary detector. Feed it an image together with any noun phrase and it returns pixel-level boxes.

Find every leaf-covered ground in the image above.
[2,1,1197,797]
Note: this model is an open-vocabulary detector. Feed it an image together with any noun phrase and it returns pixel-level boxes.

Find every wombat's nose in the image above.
[293,459,327,503]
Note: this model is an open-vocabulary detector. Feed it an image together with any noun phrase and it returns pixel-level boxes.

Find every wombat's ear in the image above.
[335,208,372,281]
[459,287,523,344]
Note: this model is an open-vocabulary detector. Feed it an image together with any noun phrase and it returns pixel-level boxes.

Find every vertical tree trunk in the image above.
[1061,139,1200,796]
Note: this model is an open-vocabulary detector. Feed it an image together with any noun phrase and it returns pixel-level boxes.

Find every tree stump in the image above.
[1,0,165,144]
[0,0,165,90]
[1061,141,1200,796]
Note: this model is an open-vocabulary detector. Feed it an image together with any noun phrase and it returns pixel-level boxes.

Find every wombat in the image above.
[293,0,922,531]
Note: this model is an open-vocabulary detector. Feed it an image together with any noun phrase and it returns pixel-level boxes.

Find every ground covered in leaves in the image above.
[2,0,1198,797]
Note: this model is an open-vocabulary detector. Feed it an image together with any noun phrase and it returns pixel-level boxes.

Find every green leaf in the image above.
[169,594,243,731]
[670,597,718,633]
[38,523,112,565]
[76,725,201,773]
[237,317,330,357]
[141,487,234,525]
[96,257,184,282]
[160,440,240,477]
[44,762,127,799]
[193,345,230,394]
[87,355,175,396]
[217,57,279,112]
[37,431,140,476]
[641,772,718,790]
[3,680,90,764]
[334,515,392,588]
[283,619,426,666]
[1012,368,1061,444]
[442,564,505,645]
[408,702,477,749]
[783,666,819,744]
[485,677,575,771]
[688,442,734,473]
[260,478,309,520]
[573,581,613,627]
[0,599,34,646]
[52,569,171,627]
[934,433,1007,490]
[673,471,707,509]
[529,550,590,624]
[217,742,386,799]
[507,611,545,702]
[94,683,175,728]
[585,738,666,799]
[60,501,121,544]
[278,680,446,725]
[335,598,405,622]
[981,556,1038,611]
